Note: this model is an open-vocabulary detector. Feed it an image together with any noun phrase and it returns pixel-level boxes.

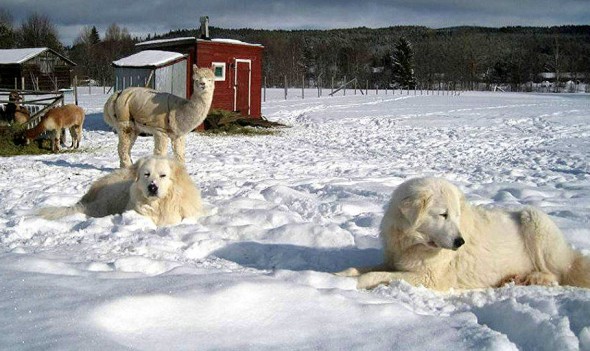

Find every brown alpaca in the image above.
[23,104,85,152]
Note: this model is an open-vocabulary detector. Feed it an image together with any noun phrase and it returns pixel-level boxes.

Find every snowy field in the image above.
[1,88,590,350]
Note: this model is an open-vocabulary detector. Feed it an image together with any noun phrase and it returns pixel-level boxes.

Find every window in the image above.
[212,62,226,81]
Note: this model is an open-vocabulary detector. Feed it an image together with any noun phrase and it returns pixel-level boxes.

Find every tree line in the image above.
[0,9,136,86]
[1,7,589,91]
[182,25,590,91]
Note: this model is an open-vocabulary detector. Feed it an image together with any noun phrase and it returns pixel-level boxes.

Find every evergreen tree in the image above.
[390,37,416,89]
[89,26,100,45]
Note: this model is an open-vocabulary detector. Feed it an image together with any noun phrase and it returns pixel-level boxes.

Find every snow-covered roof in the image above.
[208,38,263,47]
[0,47,49,64]
[112,50,186,68]
[136,36,262,48]
[136,37,196,47]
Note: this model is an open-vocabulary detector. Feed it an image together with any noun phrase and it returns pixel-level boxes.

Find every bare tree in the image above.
[17,12,62,51]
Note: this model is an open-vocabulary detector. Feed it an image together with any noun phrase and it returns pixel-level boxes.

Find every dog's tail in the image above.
[562,252,590,288]
[37,203,85,220]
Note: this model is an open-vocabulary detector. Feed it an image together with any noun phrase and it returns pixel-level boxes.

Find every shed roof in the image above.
[112,50,187,68]
[136,36,263,48]
[0,47,76,66]
[136,37,197,48]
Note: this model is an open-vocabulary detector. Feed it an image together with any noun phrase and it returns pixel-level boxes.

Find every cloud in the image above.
[1,0,588,45]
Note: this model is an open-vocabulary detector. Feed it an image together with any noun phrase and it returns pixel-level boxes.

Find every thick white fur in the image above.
[339,177,590,291]
[104,66,215,168]
[37,156,203,226]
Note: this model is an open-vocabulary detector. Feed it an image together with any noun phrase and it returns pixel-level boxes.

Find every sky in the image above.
[1,0,589,46]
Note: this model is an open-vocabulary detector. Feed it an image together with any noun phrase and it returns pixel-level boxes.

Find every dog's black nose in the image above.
[147,182,158,196]
[453,237,465,249]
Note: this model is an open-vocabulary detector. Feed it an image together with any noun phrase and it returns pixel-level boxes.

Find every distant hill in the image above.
[148,25,590,89]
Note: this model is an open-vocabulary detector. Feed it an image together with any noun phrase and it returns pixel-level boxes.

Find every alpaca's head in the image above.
[193,66,215,95]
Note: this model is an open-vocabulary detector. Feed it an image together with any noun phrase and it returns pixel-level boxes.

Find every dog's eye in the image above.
[160,174,166,178]
[440,212,448,219]
[144,172,150,177]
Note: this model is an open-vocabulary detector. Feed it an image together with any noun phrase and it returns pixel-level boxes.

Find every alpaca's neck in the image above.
[171,88,214,135]
[188,88,213,105]
[25,120,47,140]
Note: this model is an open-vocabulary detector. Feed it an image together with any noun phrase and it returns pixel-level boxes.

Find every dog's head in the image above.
[391,177,466,251]
[133,156,176,199]
[193,66,215,94]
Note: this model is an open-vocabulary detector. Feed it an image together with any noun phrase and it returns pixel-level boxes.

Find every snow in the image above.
[136,37,197,47]
[0,47,48,64]
[1,88,590,350]
[209,38,263,47]
[112,50,186,68]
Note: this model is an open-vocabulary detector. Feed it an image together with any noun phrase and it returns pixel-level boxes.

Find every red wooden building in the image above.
[136,36,264,118]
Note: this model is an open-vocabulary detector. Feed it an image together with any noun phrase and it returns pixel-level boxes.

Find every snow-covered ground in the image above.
[1,88,590,350]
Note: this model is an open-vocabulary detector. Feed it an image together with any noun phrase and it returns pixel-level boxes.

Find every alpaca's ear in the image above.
[399,192,432,226]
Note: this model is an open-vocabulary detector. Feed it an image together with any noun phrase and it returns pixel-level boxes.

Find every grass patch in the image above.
[202,109,286,136]
[0,125,77,157]
[203,124,279,136]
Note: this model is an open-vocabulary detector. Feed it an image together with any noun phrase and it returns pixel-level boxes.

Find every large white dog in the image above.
[38,156,203,226]
[104,66,215,168]
[339,177,590,290]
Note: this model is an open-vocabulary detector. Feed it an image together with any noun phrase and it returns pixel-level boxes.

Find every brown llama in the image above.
[20,104,85,152]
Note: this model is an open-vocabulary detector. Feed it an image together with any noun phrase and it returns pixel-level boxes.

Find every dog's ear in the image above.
[193,64,198,71]
[130,158,146,181]
[399,192,432,226]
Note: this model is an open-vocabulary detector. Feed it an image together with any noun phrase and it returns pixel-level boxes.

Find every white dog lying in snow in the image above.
[38,156,203,226]
[339,177,590,291]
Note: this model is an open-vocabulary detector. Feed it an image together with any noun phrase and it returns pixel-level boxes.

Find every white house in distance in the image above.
[112,50,188,98]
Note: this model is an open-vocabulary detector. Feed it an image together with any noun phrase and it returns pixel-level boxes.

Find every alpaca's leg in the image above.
[52,129,60,152]
[60,129,67,147]
[75,125,83,148]
[153,132,169,157]
[69,127,77,148]
[171,135,186,164]
[118,125,137,168]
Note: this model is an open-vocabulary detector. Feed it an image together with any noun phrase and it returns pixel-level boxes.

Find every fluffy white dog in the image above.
[38,156,203,226]
[339,177,590,290]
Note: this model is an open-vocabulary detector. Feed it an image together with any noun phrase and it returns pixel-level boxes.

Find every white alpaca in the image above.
[104,66,215,167]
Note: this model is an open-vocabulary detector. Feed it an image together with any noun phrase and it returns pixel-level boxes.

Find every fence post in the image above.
[331,76,334,96]
[264,76,266,102]
[74,75,78,106]
[302,75,304,99]
[343,75,346,96]
[366,80,368,95]
[284,75,287,100]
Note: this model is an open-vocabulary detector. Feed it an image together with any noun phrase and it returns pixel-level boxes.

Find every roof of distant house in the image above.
[0,47,76,66]
[112,50,187,68]
[136,36,262,48]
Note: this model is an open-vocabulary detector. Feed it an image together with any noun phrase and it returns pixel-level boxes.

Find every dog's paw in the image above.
[519,271,559,286]
[503,272,559,287]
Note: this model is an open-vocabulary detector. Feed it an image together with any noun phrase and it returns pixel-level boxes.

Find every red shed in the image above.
[136,36,264,119]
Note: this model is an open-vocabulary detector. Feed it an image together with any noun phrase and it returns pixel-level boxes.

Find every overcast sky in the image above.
[2,0,589,45]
